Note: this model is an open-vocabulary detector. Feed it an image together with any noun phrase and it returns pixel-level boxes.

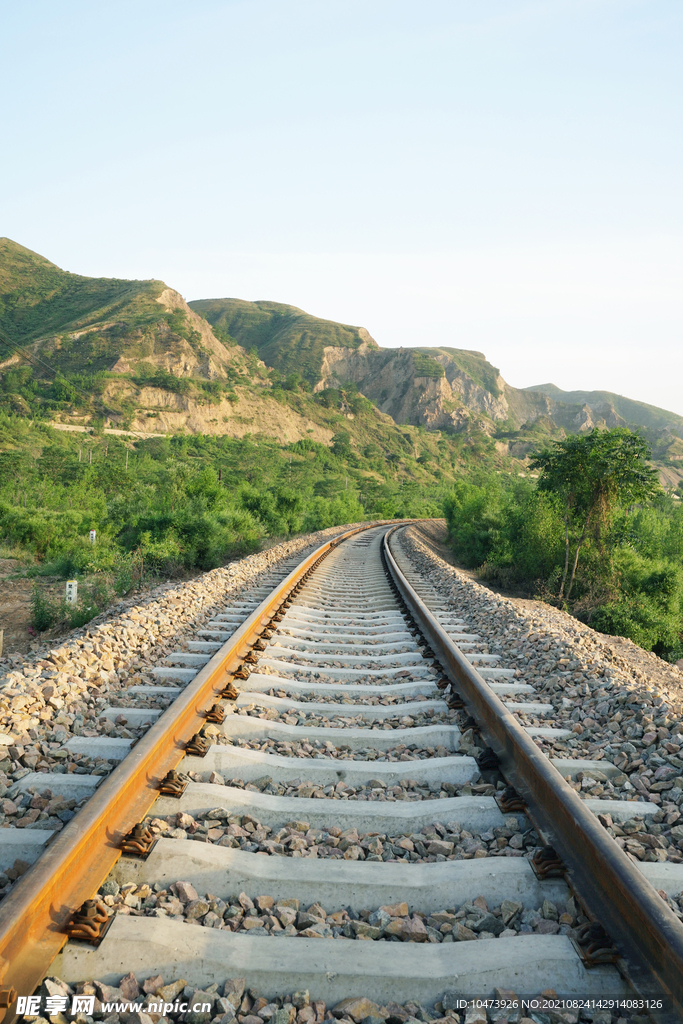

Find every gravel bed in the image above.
[191,772,494,801]
[278,634,417,650]
[598,808,683,864]
[253,667,440,685]
[262,690,434,706]
[0,785,94,902]
[230,706,458,730]
[216,738,457,761]
[95,877,590,941]
[397,527,683,810]
[261,653,431,671]
[108,693,179,710]
[30,974,649,1024]
[142,811,539,863]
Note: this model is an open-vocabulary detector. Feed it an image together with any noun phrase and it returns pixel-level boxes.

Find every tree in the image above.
[330,430,352,458]
[530,428,660,602]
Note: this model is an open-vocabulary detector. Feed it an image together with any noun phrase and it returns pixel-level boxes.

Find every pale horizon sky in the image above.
[2,0,682,415]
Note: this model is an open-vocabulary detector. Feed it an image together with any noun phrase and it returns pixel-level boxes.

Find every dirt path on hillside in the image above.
[0,560,44,656]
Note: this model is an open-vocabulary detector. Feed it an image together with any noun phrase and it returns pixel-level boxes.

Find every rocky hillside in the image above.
[1,240,681,488]
[193,295,683,437]
[194,296,683,488]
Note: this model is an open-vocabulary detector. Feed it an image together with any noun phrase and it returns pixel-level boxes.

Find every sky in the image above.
[2,0,682,414]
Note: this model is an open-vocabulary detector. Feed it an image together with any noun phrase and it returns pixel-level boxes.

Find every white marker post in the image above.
[89,529,96,544]
[65,581,78,605]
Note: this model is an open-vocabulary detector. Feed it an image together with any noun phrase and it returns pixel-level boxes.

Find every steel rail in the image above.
[383,525,683,1016]
[0,521,389,1017]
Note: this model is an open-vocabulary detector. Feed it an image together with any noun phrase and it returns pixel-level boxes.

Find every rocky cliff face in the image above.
[314,342,675,442]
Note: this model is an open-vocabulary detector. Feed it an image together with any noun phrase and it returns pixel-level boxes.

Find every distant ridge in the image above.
[523,383,683,433]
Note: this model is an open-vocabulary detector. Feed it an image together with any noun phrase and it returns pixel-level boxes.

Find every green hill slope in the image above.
[190,297,378,385]
[0,238,254,423]
[0,238,166,350]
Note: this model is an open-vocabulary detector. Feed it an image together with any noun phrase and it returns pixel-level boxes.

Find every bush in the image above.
[30,578,112,633]
[444,468,683,659]
[31,584,56,631]
[443,480,505,568]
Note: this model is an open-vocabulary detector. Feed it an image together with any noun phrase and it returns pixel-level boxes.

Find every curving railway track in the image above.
[0,522,682,1023]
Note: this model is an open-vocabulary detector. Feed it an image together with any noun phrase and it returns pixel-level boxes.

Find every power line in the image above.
[0,329,93,401]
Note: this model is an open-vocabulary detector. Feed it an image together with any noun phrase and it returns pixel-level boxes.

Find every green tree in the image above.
[331,430,352,458]
[530,428,660,601]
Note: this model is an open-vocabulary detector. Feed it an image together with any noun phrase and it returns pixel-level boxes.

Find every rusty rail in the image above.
[0,521,387,1015]
[384,525,683,1015]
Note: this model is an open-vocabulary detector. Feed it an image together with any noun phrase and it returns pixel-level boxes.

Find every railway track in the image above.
[0,522,682,1023]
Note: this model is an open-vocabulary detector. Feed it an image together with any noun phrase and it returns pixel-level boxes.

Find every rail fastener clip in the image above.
[158,769,189,798]
[120,823,158,859]
[572,921,621,966]
[495,785,527,814]
[219,681,239,700]
[65,899,113,946]
[476,747,501,772]
[531,845,566,880]
[204,703,226,724]
[186,733,210,757]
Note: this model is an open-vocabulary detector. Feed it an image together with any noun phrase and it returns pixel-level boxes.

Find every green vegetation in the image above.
[412,352,445,379]
[523,382,683,434]
[190,298,377,387]
[530,429,660,600]
[2,238,682,663]
[444,428,683,661]
[0,415,454,634]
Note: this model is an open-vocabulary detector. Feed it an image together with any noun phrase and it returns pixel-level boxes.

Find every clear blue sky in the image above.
[2,0,682,414]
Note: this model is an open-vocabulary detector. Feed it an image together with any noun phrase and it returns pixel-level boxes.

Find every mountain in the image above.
[1,240,682,491]
[191,295,683,440]
[190,298,378,382]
